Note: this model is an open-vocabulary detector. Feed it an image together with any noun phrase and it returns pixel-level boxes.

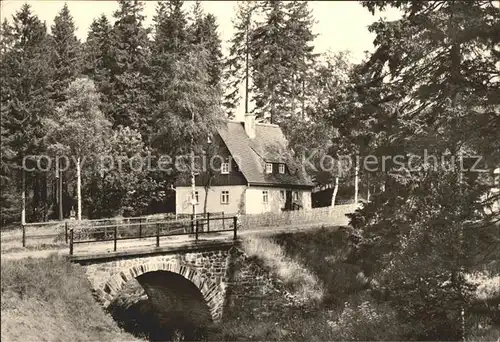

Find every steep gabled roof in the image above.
[217,120,313,188]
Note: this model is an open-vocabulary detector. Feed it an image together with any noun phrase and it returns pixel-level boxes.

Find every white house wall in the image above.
[176,185,246,215]
[176,185,312,215]
[302,190,312,211]
[245,187,312,214]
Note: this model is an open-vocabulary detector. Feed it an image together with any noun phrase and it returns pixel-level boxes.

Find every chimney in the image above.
[244,112,256,139]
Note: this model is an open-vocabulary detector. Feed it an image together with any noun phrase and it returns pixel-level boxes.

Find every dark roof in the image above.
[217,120,313,188]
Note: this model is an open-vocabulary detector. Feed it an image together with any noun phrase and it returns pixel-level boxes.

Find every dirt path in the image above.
[1,248,67,261]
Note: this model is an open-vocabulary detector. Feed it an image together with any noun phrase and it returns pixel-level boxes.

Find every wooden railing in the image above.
[69,215,238,255]
[18,221,69,247]
[17,212,225,248]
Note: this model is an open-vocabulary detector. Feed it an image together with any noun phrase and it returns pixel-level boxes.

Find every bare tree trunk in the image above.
[331,176,339,207]
[354,158,359,204]
[76,157,82,221]
[202,174,215,216]
[21,169,26,225]
[301,74,305,120]
[42,173,48,221]
[203,186,209,216]
[245,20,250,115]
[367,178,371,202]
[58,170,63,220]
[331,159,341,207]
[190,110,197,225]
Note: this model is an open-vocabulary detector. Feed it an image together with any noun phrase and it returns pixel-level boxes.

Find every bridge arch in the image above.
[94,259,225,321]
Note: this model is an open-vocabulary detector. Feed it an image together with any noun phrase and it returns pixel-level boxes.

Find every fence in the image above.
[15,212,226,248]
[10,221,69,248]
[69,215,238,255]
[238,203,361,230]
[12,204,360,248]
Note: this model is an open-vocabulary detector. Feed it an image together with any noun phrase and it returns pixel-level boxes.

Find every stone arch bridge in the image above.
[71,241,294,325]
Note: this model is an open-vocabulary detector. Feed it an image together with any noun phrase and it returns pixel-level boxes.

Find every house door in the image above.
[285,190,293,211]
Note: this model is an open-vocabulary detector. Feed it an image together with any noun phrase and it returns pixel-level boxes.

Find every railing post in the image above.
[156,223,160,247]
[191,214,194,233]
[65,221,68,244]
[195,219,199,242]
[22,223,26,247]
[222,212,225,230]
[207,212,210,232]
[139,218,142,238]
[69,228,74,255]
[233,216,237,240]
[113,225,117,252]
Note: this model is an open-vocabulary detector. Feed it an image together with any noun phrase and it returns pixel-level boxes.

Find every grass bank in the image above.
[1,255,137,341]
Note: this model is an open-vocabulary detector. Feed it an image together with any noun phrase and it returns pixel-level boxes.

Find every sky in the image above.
[1,0,401,63]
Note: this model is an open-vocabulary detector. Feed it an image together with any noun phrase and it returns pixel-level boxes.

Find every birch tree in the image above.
[43,78,111,221]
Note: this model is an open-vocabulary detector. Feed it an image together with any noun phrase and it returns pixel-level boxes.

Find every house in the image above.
[175,113,314,215]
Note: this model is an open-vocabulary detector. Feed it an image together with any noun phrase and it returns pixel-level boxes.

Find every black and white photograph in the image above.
[0,0,499,341]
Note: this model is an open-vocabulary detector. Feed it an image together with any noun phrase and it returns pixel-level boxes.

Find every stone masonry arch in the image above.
[83,252,229,322]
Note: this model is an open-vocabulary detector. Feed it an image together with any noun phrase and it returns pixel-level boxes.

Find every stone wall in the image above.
[223,247,298,321]
[239,202,361,229]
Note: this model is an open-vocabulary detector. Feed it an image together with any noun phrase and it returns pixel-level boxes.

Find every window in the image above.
[263,190,269,203]
[221,190,229,204]
[293,191,299,201]
[280,190,285,201]
[221,162,230,174]
[279,164,285,174]
[265,163,273,174]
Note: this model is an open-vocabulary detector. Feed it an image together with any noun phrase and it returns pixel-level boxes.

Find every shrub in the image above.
[329,300,406,341]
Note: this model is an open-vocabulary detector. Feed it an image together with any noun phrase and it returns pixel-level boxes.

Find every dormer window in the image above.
[221,162,230,174]
[265,163,273,174]
[279,164,285,174]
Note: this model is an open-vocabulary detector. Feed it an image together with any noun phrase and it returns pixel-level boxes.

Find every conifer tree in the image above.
[283,1,318,118]
[1,4,53,222]
[108,0,152,140]
[83,14,113,116]
[188,2,223,88]
[50,3,81,102]
[152,48,223,156]
[153,0,188,57]
[0,19,19,224]
[224,1,258,117]
[338,2,500,339]
[150,0,188,146]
